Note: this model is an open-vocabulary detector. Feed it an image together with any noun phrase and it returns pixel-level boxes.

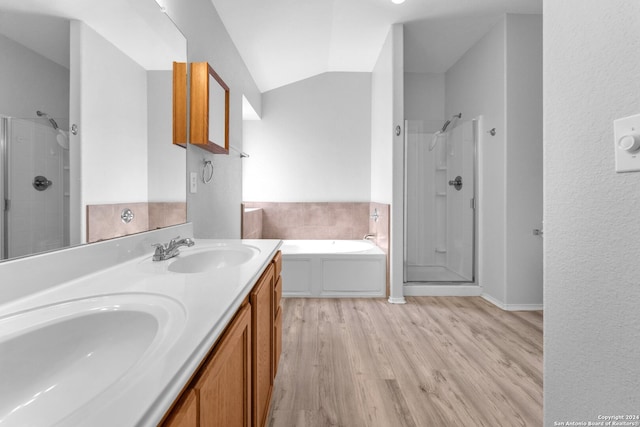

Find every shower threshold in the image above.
[403,282,481,297]
[405,265,471,282]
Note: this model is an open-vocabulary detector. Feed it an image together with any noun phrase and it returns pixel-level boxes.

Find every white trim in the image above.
[388,296,407,304]
[482,294,543,311]
[403,284,482,296]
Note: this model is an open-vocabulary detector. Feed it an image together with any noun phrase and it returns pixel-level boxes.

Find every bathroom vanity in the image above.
[162,250,282,427]
[0,224,282,427]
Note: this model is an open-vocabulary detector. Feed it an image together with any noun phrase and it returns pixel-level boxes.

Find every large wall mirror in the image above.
[0,0,187,261]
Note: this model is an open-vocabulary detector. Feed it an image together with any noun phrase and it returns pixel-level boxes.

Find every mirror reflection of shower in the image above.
[429,113,461,151]
[1,114,70,259]
[37,110,69,150]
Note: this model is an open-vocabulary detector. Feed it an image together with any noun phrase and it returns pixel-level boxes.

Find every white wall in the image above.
[505,15,543,306]
[147,71,186,202]
[544,0,640,422]
[446,17,507,302]
[0,33,69,121]
[75,21,148,242]
[165,0,262,239]
[243,72,372,202]
[445,14,542,309]
[404,72,445,122]
[370,24,405,303]
[370,32,394,205]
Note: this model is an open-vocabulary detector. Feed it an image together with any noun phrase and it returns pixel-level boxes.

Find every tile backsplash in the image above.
[241,207,263,239]
[242,202,370,240]
[86,202,186,243]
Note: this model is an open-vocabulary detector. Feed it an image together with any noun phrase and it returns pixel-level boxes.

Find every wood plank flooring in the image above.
[268,297,542,427]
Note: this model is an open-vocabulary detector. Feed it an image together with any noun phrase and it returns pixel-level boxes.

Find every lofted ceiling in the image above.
[210,0,542,92]
[0,0,185,70]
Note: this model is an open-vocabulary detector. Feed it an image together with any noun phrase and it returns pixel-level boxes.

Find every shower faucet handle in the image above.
[448,176,463,191]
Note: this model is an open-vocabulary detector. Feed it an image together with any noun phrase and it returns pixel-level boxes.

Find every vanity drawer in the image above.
[273,251,282,277]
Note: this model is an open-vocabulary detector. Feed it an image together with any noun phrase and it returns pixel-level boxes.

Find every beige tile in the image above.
[149,202,187,230]
[86,202,149,243]
[242,208,263,239]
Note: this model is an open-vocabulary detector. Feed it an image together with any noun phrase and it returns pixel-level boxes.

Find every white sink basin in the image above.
[168,244,260,273]
[0,293,185,426]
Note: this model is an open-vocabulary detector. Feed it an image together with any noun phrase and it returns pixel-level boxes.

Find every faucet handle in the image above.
[151,243,166,261]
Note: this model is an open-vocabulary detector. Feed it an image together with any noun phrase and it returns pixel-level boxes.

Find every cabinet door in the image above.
[274,306,282,377]
[273,275,282,377]
[162,389,197,427]
[250,264,274,427]
[195,303,252,427]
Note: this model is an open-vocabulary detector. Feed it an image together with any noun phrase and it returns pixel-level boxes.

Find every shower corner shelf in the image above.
[436,192,447,197]
[436,167,448,171]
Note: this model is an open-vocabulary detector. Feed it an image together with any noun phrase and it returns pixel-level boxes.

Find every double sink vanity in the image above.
[0,223,282,426]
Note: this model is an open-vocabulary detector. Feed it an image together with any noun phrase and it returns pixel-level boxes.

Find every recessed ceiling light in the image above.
[391,0,405,4]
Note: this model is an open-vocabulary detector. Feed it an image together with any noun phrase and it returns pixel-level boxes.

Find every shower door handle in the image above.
[448,176,462,191]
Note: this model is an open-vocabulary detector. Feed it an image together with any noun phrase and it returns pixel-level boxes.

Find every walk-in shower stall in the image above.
[1,114,70,259]
[404,118,476,283]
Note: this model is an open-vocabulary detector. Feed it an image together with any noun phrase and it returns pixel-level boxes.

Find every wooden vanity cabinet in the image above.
[162,251,283,427]
[163,302,252,427]
[250,264,274,427]
[196,303,252,427]
[161,389,197,427]
[251,250,283,427]
[273,251,283,376]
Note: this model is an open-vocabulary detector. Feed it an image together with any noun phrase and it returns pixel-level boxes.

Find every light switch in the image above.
[190,172,197,193]
[614,113,640,173]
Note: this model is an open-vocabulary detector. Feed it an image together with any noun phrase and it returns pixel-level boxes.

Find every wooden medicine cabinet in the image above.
[189,62,230,154]
[172,62,187,147]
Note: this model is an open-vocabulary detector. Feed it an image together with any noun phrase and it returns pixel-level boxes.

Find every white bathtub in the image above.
[280,240,387,298]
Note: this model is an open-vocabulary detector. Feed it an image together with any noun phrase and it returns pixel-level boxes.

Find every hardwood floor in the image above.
[268,297,542,427]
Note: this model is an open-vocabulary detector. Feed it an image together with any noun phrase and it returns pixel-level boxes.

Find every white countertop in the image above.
[0,235,282,426]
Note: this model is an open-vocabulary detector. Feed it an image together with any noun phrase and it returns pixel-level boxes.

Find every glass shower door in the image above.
[404,119,475,282]
[1,116,69,259]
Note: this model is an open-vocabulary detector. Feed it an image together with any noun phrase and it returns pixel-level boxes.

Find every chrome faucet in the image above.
[152,236,195,261]
[363,233,376,241]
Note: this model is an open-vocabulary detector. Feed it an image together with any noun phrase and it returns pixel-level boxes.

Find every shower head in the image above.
[440,113,462,133]
[37,110,68,149]
[36,110,59,130]
[429,113,462,151]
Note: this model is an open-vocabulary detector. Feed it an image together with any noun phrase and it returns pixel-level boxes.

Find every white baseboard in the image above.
[481,294,543,311]
[388,296,407,304]
[403,283,482,297]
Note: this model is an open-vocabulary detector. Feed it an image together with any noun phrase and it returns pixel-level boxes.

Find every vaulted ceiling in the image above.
[210,0,542,92]
[0,0,185,70]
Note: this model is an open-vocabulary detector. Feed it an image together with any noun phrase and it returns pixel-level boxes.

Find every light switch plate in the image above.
[190,172,197,193]
[614,113,640,173]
